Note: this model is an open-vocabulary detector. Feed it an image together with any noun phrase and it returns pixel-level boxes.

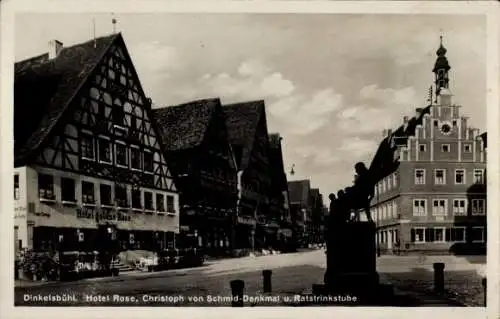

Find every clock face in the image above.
[440,123,452,135]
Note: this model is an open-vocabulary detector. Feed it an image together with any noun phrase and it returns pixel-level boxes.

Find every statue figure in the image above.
[352,162,374,222]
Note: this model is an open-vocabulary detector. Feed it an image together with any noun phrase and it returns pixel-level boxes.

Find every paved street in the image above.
[15,250,486,307]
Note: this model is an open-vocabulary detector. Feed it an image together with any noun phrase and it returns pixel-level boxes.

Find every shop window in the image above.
[410,228,425,243]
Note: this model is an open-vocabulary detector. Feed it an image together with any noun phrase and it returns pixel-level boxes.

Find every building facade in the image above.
[153,99,238,256]
[223,101,273,251]
[14,34,179,255]
[288,180,313,247]
[309,188,325,244]
[268,133,293,244]
[370,39,487,255]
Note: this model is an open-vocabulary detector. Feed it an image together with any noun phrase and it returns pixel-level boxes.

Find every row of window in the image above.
[414,168,484,185]
[34,173,175,213]
[81,131,155,172]
[377,226,485,244]
[372,200,398,221]
[412,198,485,216]
[417,143,473,153]
[375,173,398,194]
[410,226,485,243]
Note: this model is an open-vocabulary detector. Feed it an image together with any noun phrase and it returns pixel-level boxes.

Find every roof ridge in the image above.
[15,33,119,66]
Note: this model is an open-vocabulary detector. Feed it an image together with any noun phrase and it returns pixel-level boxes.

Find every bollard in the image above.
[230,279,245,307]
[482,277,487,307]
[263,270,272,293]
[433,262,445,294]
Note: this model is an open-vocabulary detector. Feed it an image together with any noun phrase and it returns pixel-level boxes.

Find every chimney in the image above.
[403,116,409,123]
[415,108,423,117]
[382,129,388,137]
[48,40,63,59]
[387,129,393,137]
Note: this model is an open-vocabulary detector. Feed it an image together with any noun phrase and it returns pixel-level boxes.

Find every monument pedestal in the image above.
[312,221,393,305]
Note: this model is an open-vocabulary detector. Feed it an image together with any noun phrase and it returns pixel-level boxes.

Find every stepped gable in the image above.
[368,105,432,182]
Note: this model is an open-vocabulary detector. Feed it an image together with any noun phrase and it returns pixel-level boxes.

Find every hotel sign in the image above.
[237,216,256,226]
[76,206,131,222]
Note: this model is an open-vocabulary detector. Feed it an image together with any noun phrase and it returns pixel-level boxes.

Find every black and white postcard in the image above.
[1,1,499,319]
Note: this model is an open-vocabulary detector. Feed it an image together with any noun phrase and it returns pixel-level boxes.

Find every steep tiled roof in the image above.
[288,180,311,205]
[14,33,120,166]
[153,98,221,150]
[223,100,265,169]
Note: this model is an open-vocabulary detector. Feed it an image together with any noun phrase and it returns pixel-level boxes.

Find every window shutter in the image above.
[411,229,416,243]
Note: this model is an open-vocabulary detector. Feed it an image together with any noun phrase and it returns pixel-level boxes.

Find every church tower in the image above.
[432,36,451,103]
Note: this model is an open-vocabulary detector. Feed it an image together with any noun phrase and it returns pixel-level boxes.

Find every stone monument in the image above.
[315,162,391,305]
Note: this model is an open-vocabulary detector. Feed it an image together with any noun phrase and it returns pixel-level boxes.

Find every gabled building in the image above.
[287,179,312,246]
[223,101,273,251]
[153,98,238,256]
[268,133,293,243]
[309,188,325,243]
[367,38,487,255]
[13,33,179,255]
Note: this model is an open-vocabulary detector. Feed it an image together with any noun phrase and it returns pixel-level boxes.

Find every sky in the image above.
[15,13,487,204]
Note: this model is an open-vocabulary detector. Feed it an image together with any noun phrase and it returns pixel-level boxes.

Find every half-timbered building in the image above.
[14,33,179,255]
[268,133,293,246]
[153,98,238,257]
[223,101,273,251]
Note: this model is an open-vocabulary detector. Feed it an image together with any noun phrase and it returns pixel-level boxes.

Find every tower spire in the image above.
[112,13,117,34]
[432,34,451,101]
